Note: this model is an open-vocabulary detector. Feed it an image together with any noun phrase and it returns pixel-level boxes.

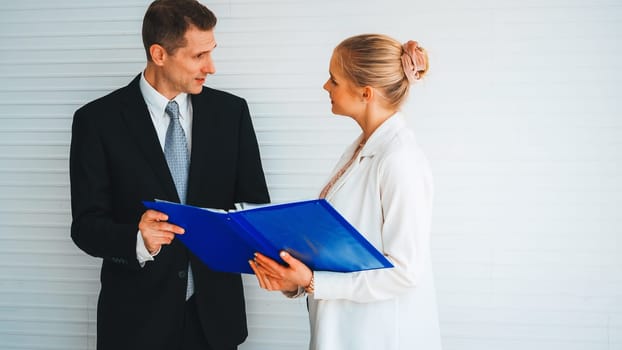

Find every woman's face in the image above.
[323,52,363,118]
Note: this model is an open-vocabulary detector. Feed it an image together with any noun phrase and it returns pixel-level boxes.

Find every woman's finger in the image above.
[263,275,275,291]
[249,260,267,289]
[254,262,284,281]
[254,253,287,276]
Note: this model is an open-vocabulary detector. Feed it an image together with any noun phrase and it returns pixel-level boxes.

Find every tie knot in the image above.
[165,100,180,120]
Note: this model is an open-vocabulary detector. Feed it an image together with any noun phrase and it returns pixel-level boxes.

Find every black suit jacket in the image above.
[70,75,270,350]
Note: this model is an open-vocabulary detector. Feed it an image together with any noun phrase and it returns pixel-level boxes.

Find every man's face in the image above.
[161,26,217,97]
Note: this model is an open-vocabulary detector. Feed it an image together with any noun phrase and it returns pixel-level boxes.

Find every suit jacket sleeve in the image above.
[69,102,141,270]
[233,99,270,205]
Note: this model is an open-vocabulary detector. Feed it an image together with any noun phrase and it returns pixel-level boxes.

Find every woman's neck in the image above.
[356,106,397,141]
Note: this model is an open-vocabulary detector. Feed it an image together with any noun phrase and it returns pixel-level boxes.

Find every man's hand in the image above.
[138,209,185,255]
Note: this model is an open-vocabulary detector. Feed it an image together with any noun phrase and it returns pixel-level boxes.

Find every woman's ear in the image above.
[361,86,374,102]
[149,44,167,66]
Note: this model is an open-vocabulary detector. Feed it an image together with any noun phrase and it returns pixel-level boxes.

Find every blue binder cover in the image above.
[142,199,394,274]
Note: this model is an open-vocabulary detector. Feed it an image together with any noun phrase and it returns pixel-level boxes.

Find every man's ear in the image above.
[149,44,167,66]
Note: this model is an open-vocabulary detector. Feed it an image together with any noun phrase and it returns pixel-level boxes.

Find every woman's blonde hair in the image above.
[334,34,428,109]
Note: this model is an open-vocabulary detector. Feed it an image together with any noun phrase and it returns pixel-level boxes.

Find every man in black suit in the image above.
[69,1,269,349]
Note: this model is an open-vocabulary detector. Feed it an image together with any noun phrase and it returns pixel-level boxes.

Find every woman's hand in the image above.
[249,251,313,293]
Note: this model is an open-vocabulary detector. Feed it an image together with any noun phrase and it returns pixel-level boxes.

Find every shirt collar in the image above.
[139,72,190,120]
[356,111,406,156]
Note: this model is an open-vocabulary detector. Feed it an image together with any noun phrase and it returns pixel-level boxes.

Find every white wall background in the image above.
[0,0,621,349]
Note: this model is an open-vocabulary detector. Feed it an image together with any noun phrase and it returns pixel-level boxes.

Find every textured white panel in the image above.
[1,0,621,350]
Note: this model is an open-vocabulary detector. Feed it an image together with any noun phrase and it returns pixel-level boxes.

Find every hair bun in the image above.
[401,40,428,83]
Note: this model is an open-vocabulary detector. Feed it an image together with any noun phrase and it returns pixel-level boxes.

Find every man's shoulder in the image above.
[196,86,246,104]
[75,75,141,115]
[78,87,124,111]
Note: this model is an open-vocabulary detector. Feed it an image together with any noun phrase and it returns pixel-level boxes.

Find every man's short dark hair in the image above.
[142,0,217,60]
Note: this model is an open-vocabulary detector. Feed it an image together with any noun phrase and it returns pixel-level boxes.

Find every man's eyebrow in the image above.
[198,43,217,55]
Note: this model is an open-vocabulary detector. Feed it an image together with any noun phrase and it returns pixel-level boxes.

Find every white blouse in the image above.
[308,113,442,350]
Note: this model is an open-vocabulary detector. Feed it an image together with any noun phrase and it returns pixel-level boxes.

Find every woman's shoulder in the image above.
[380,123,424,159]
[376,124,431,175]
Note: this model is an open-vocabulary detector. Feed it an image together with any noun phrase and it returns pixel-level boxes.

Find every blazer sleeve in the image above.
[69,106,141,270]
[313,145,434,303]
[233,99,270,205]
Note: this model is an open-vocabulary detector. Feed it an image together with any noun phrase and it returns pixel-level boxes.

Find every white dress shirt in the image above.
[308,113,442,350]
[136,73,193,265]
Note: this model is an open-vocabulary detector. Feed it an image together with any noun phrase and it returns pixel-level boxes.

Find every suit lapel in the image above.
[187,89,221,205]
[119,75,179,201]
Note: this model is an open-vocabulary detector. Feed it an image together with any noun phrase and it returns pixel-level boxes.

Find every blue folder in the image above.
[142,199,393,274]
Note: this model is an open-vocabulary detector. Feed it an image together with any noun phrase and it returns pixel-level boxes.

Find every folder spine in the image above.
[229,214,281,262]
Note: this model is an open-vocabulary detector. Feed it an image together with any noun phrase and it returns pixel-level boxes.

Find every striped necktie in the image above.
[164,100,194,300]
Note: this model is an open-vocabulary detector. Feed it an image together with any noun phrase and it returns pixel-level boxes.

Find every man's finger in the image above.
[159,222,184,234]
[142,209,169,222]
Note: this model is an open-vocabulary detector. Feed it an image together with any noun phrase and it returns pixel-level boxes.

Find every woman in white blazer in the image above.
[250,34,442,350]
